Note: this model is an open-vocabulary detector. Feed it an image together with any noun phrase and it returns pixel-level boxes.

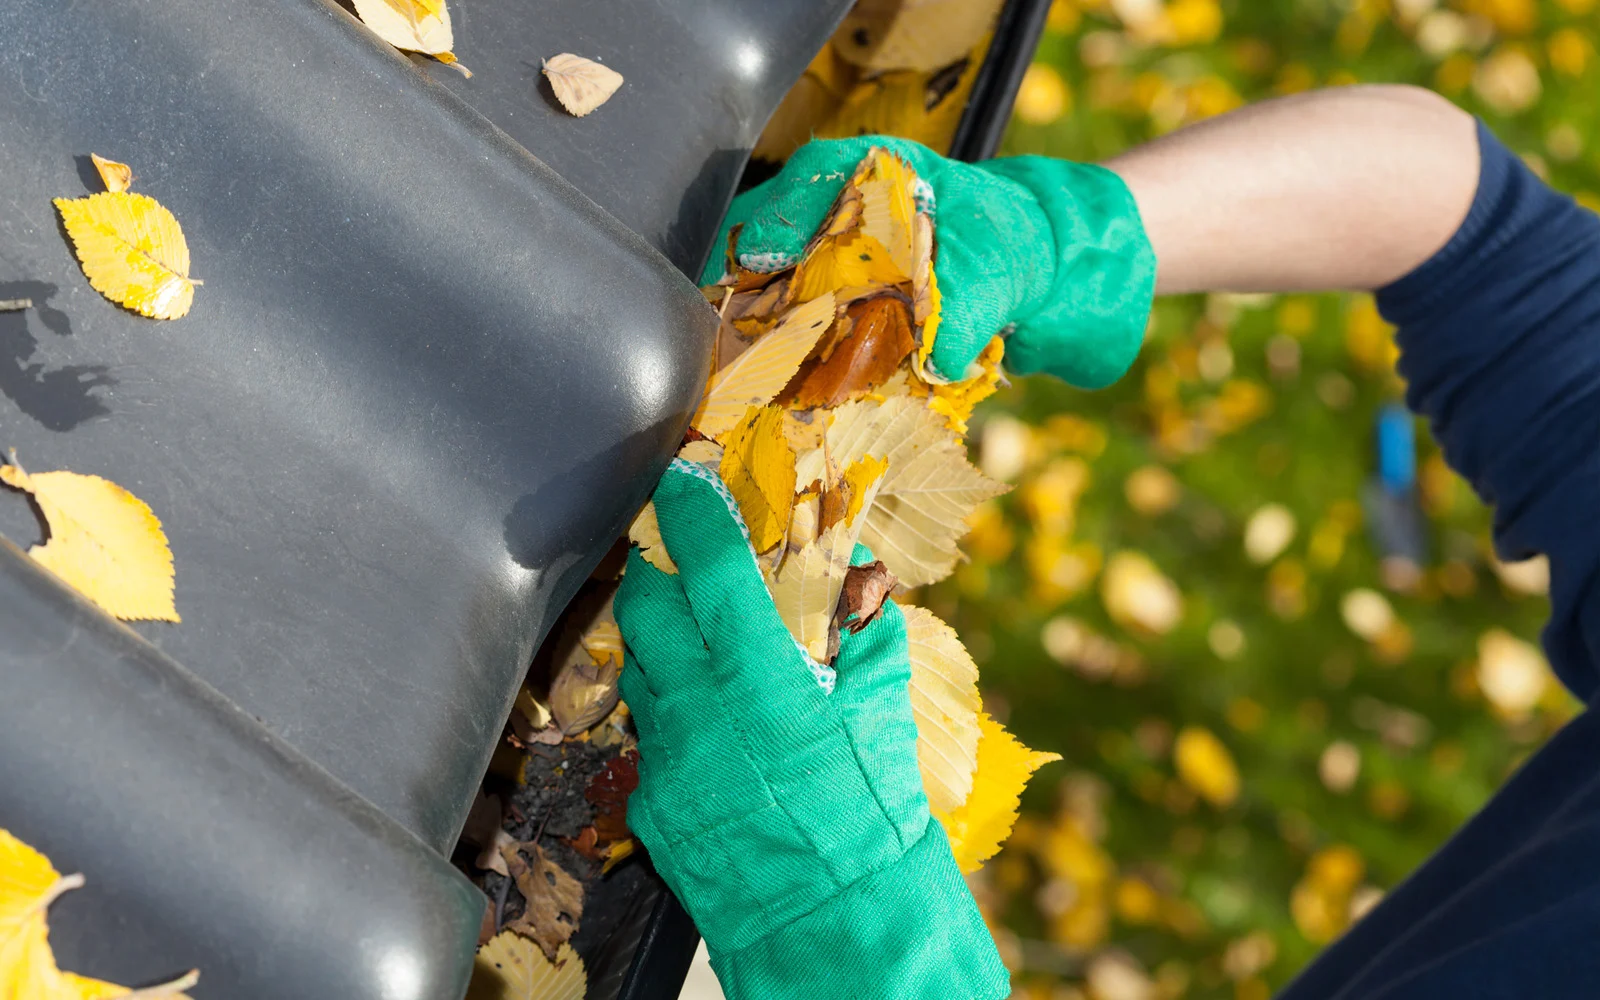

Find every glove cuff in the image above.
[981,156,1157,389]
[707,821,1010,1000]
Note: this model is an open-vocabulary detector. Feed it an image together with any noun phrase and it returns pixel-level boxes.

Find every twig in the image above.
[0,299,31,311]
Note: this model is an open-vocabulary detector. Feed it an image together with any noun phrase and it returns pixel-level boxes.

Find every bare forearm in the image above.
[1104,85,1479,296]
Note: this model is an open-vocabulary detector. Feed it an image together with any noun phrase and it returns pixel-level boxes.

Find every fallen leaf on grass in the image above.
[718,406,797,553]
[467,932,585,1000]
[89,154,132,195]
[936,713,1060,873]
[693,293,836,441]
[903,606,981,815]
[1,827,198,999]
[351,0,466,70]
[543,53,624,117]
[500,841,584,962]
[0,463,178,622]
[55,191,194,320]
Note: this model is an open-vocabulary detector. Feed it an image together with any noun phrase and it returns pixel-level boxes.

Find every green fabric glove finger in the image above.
[615,549,717,696]
[728,137,946,275]
[831,598,929,848]
[650,459,836,697]
[978,156,1156,389]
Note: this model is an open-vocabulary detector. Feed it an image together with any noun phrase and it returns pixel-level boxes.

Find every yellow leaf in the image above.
[856,149,918,279]
[911,215,943,383]
[795,396,1007,587]
[1173,726,1240,808]
[693,292,835,441]
[54,192,194,320]
[467,933,586,1000]
[1100,550,1181,636]
[936,713,1059,872]
[581,620,624,667]
[89,154,132,195]
[766,519,853,661]
[542,53,625,117]
[793,233,905,303]
[350,0,456,57]
[0,828,196,999]
[833,0,1006,71]
[917,336,1004,434]
[627,502,677,575]
[676,439,724,467]
[0,465,179,622]
[718,407,797,554]
[839,453,889,529]
[903,606,981,815]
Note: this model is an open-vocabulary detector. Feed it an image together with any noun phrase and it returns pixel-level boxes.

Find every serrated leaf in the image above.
[54,192,193,320]
[627,502,677,574]
[903,605,981,815]
[543,53,624,117]
[936,713,1060,873]
[0,465,178,622]
[795,396,1007,587]
[793,232,905,303]
[467,933,585,1000]
[917,336,1003,434]
[693,293,835,441]
[719,406,797,553]
[351,0,455,57]
[767,520,853,662]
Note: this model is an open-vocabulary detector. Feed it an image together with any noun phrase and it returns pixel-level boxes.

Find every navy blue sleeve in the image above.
[1378,120,1600,701]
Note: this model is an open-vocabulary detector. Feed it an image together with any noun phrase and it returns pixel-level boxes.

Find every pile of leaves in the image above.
[754,0,1007,164]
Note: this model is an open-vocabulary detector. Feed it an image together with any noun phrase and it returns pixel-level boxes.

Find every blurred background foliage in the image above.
[913,0,1598,996]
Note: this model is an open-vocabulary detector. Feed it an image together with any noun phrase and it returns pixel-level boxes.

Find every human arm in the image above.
[1103,84,1479,294]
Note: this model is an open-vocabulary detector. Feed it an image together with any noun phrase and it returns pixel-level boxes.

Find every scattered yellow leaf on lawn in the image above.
[795,396,1007,587]
[1174,726,1241,808]
[89,154,131,195]
[55,192,194,320]
[904,606,982,815]
[936,713,1060,872]
[467,933,585,1000]
[693,293,835,441]
[351,0,459,61]
[0,828,197,999]
[543,53,625,117]
[0,464,178,622]
[719,407,798,553]
[627,502,677,575]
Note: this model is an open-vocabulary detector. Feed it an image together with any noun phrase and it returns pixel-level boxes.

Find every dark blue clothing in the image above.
[1279,122,1600,999]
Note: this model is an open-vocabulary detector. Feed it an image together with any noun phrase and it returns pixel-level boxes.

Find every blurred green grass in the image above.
[923,1,1598,996]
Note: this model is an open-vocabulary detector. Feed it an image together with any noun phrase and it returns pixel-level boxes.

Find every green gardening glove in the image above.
[703,136,1157,388]
[613,459,1009,1000]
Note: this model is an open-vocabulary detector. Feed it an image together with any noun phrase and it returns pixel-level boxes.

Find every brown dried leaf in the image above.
[542,53,624,117]
[783,294,916,409]
[501,841,584,962]
[835,560,897,636]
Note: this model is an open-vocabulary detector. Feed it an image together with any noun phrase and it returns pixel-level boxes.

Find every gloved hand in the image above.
[614,460,1009,1000]
[703,135,1157,388]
